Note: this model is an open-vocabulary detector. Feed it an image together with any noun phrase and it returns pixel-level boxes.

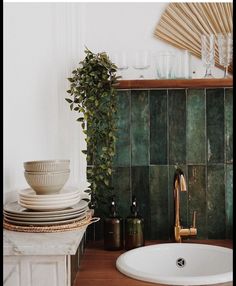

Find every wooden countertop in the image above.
[74,240,233,286]
[116,78,233,89]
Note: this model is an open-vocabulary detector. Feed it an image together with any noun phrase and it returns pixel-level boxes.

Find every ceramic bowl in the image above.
[24,160,70,172]
[24,171,70,195]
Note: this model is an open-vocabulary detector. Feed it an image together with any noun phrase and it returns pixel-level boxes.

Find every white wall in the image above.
[3,2,224,197]
[3,3,87,197]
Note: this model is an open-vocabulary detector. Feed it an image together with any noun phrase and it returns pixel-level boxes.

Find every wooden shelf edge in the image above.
[116,78,233,89]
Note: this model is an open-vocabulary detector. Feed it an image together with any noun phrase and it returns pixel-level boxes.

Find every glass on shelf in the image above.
[132,50,151,79]
[110,51,129,79]
[155,51,175,79]
[201,34,215,78]
[217,33,233,78]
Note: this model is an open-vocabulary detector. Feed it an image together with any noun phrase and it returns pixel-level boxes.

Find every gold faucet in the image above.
[173,168,197,242]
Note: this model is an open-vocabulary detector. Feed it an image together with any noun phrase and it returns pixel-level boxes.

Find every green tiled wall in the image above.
[93,87,233,240]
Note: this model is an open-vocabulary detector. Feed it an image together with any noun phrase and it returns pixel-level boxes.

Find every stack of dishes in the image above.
[4,196,89,226]
[3,186,90,227]
[3,160,92,229]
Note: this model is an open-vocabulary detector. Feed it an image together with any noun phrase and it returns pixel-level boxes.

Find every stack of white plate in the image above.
[3,199,89,226]
[18,186,83,211]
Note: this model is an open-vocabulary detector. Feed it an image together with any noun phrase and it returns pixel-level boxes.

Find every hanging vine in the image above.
[65,48,119,207]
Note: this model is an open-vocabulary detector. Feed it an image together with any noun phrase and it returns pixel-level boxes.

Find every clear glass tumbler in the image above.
[111,51,129,79]
[217,33,233,78]
[201,34,215,78]
[155,52,175,79]
[132,50,151,79]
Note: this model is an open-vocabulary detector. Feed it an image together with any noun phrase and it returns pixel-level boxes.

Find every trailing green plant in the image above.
[65,48,119,209]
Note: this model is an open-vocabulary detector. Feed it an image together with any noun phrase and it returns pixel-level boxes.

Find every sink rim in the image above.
[116,243,233,286]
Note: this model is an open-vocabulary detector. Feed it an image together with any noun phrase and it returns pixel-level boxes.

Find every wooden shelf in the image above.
[116,78,233,89]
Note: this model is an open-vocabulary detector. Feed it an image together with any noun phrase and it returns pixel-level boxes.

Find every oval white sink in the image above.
[116,243,232,285]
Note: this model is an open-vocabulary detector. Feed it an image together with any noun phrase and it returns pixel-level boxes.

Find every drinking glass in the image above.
[132,50,151,79]
[111,51,128,79]
[217,33,233,78]
[155,52,175,79]
[201,34,215,78]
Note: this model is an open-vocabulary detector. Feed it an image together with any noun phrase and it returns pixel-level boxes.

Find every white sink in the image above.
[116,243,232,285]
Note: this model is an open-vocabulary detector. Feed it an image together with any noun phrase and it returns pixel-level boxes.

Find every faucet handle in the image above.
[192,211,197,228]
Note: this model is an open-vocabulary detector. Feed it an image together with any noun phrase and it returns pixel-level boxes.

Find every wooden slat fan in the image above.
[154,2,233,74]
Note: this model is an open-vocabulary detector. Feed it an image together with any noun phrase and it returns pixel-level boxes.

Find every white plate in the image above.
[18,197,81,211]
[18,193,80,202]
[4,213,87,226]
[4,200,89,215]
[3,206,88,219]
[4,210,87,222]
[19,196,81,206]
[18,186,82,199]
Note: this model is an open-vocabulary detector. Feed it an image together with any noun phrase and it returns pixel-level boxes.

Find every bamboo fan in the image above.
[154,2,233,73]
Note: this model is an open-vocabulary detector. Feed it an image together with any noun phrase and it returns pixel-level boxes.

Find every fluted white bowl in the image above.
[24,160,70,172]
[24,171,70,195]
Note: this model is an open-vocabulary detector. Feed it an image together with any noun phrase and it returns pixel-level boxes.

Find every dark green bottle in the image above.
[125,196,145,250]
[103,197,123,250]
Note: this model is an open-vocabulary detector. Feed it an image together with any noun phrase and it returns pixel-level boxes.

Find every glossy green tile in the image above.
[149,166,169,239]
[113,90,131,167]
[168,90,186,164]
[131,90,149,166]
[225,164,233,239]
[131,166,150,239]
[207,165,225,239]
[188,165,207,239]
[186,89,206,164]
[150,90,168,164]
[168,165,188,240]
[225,88,233,163]
[206,89,224,163]
[112,167,131,219]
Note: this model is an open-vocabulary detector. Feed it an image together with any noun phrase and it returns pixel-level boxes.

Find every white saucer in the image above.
[18,186,82,199]
[18,195,81,206]
[18,197,81,211]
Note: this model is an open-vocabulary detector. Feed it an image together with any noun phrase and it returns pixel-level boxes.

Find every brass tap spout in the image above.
[173,168,197,242]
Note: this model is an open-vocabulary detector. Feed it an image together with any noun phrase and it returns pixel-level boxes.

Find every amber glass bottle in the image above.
[103,197,123,250]
[125,196,145,250]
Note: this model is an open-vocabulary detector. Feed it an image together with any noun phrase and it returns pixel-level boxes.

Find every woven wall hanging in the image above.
[154,2,233,73]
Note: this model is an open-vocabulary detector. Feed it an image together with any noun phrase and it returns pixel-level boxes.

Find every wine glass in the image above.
[132,50,151,79]
[217,33,233,78]
[111,51,128,79]
[201,34,215,78]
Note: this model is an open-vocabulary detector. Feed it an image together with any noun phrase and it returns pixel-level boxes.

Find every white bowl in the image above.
[24,160,70,172]
[24,171,70,195]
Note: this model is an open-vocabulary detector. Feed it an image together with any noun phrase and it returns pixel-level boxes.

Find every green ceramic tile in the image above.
[225,164,233,239]
[112,167,131,219]
[188,165,207,239]
[113,91,131,167]
[207,165,226,239]
[168,90,186,164]
[131,90,149,166]
[149,166,169,239]
[131,166,150,239]
[206,89,224,163]
[225,88,233,163]
[168,165,188,240]
[150,90,168,164]
[186,89,206,164]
